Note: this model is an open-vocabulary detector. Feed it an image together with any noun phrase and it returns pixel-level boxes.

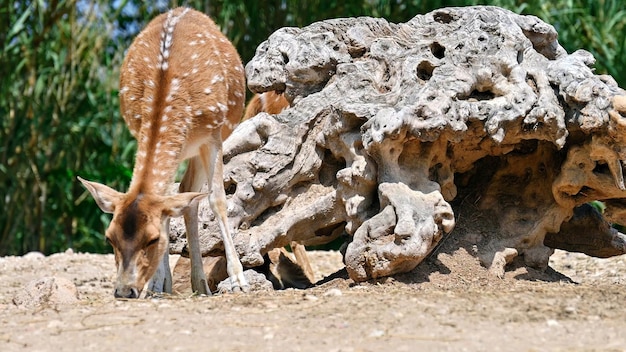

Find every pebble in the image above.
[546,319,560,327]
[324,288,343,297]
[303,294,319,301]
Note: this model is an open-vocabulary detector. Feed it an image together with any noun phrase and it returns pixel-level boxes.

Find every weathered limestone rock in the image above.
[171,6,626,282]
[13,277,79,308]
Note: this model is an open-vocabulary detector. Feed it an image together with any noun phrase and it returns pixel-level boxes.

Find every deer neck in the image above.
[128,108,185,196]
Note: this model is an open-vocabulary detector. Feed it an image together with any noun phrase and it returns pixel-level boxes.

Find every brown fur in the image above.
[243,91,290,120]
[79,8,247,298]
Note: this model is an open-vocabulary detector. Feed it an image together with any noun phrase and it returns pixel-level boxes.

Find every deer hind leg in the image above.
[291,242,315,283]
[199,139,249,292]
[146,218,174,296]
[179,156,211,295]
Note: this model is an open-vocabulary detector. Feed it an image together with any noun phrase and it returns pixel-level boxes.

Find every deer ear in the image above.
[77,176,124,214]
[161,192,207,217]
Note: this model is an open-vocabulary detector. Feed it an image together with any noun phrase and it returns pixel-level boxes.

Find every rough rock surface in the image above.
[171,6,626,282]
[12,276,79,308]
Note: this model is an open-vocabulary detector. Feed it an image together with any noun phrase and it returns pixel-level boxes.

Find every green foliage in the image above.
[0,1,134,254]
[1,0,625,255]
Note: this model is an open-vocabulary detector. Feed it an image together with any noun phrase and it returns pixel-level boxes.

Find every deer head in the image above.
[78,177,204,298]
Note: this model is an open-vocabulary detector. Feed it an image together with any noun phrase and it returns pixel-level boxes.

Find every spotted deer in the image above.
[78,7,248,298]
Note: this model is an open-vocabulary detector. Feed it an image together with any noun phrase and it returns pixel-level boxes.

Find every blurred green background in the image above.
[1,0,625,255]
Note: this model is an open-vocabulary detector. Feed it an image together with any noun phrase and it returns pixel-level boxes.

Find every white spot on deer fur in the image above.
[234,66,243,72]
[204,87,212,94]
[159,126,167,133]
[164,106,173,113]
[185,106,192,113]
[228,100,236,106]
[167,150,177,156]
[208,106,217,112]
[234,91,243,98]
[145,95,154,103]
[189,40,197,46]
[195,110,203,116]
[162,115,168,122]
[192,68,198,74]
[191,53,199,60]
[162,62,169,71]
[217,103,228,112]
[205,59,214,66]
[211,75,224,84]
[163,49,170,60]
[134,114,141,119]
[129,96,136,101]
[156,182,165,189]
[171,79,180,91]
[120,86,129,94]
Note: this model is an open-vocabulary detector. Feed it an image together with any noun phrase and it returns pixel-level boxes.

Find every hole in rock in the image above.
[521,30,559,60]
[526,74,538,95]
[430,42,445,59]
[319,149,346,187]
[467,89,496,101]
[348,46,366,58]
[433,11,454,24]
[225,181,237,195]
[416,61,435,81]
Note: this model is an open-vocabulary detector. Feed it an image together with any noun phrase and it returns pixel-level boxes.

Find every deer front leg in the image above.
[180,157,211,295]
[200,142,249,292]
[146,218,174,296]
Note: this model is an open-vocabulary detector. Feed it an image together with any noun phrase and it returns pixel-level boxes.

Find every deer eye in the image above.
[146,237,160,247]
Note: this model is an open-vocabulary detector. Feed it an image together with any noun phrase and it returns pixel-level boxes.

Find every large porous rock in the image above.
[170,6,626,282]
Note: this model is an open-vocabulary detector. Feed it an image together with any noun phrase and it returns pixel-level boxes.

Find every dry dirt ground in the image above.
[1,236,625,352]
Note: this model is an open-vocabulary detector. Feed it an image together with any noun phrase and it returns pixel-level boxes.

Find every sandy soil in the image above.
[1,239,625,352]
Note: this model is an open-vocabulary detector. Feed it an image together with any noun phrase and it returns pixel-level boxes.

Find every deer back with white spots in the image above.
[78,7,248,298]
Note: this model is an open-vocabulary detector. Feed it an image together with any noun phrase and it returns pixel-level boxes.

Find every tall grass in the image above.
[0,1,134,254]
